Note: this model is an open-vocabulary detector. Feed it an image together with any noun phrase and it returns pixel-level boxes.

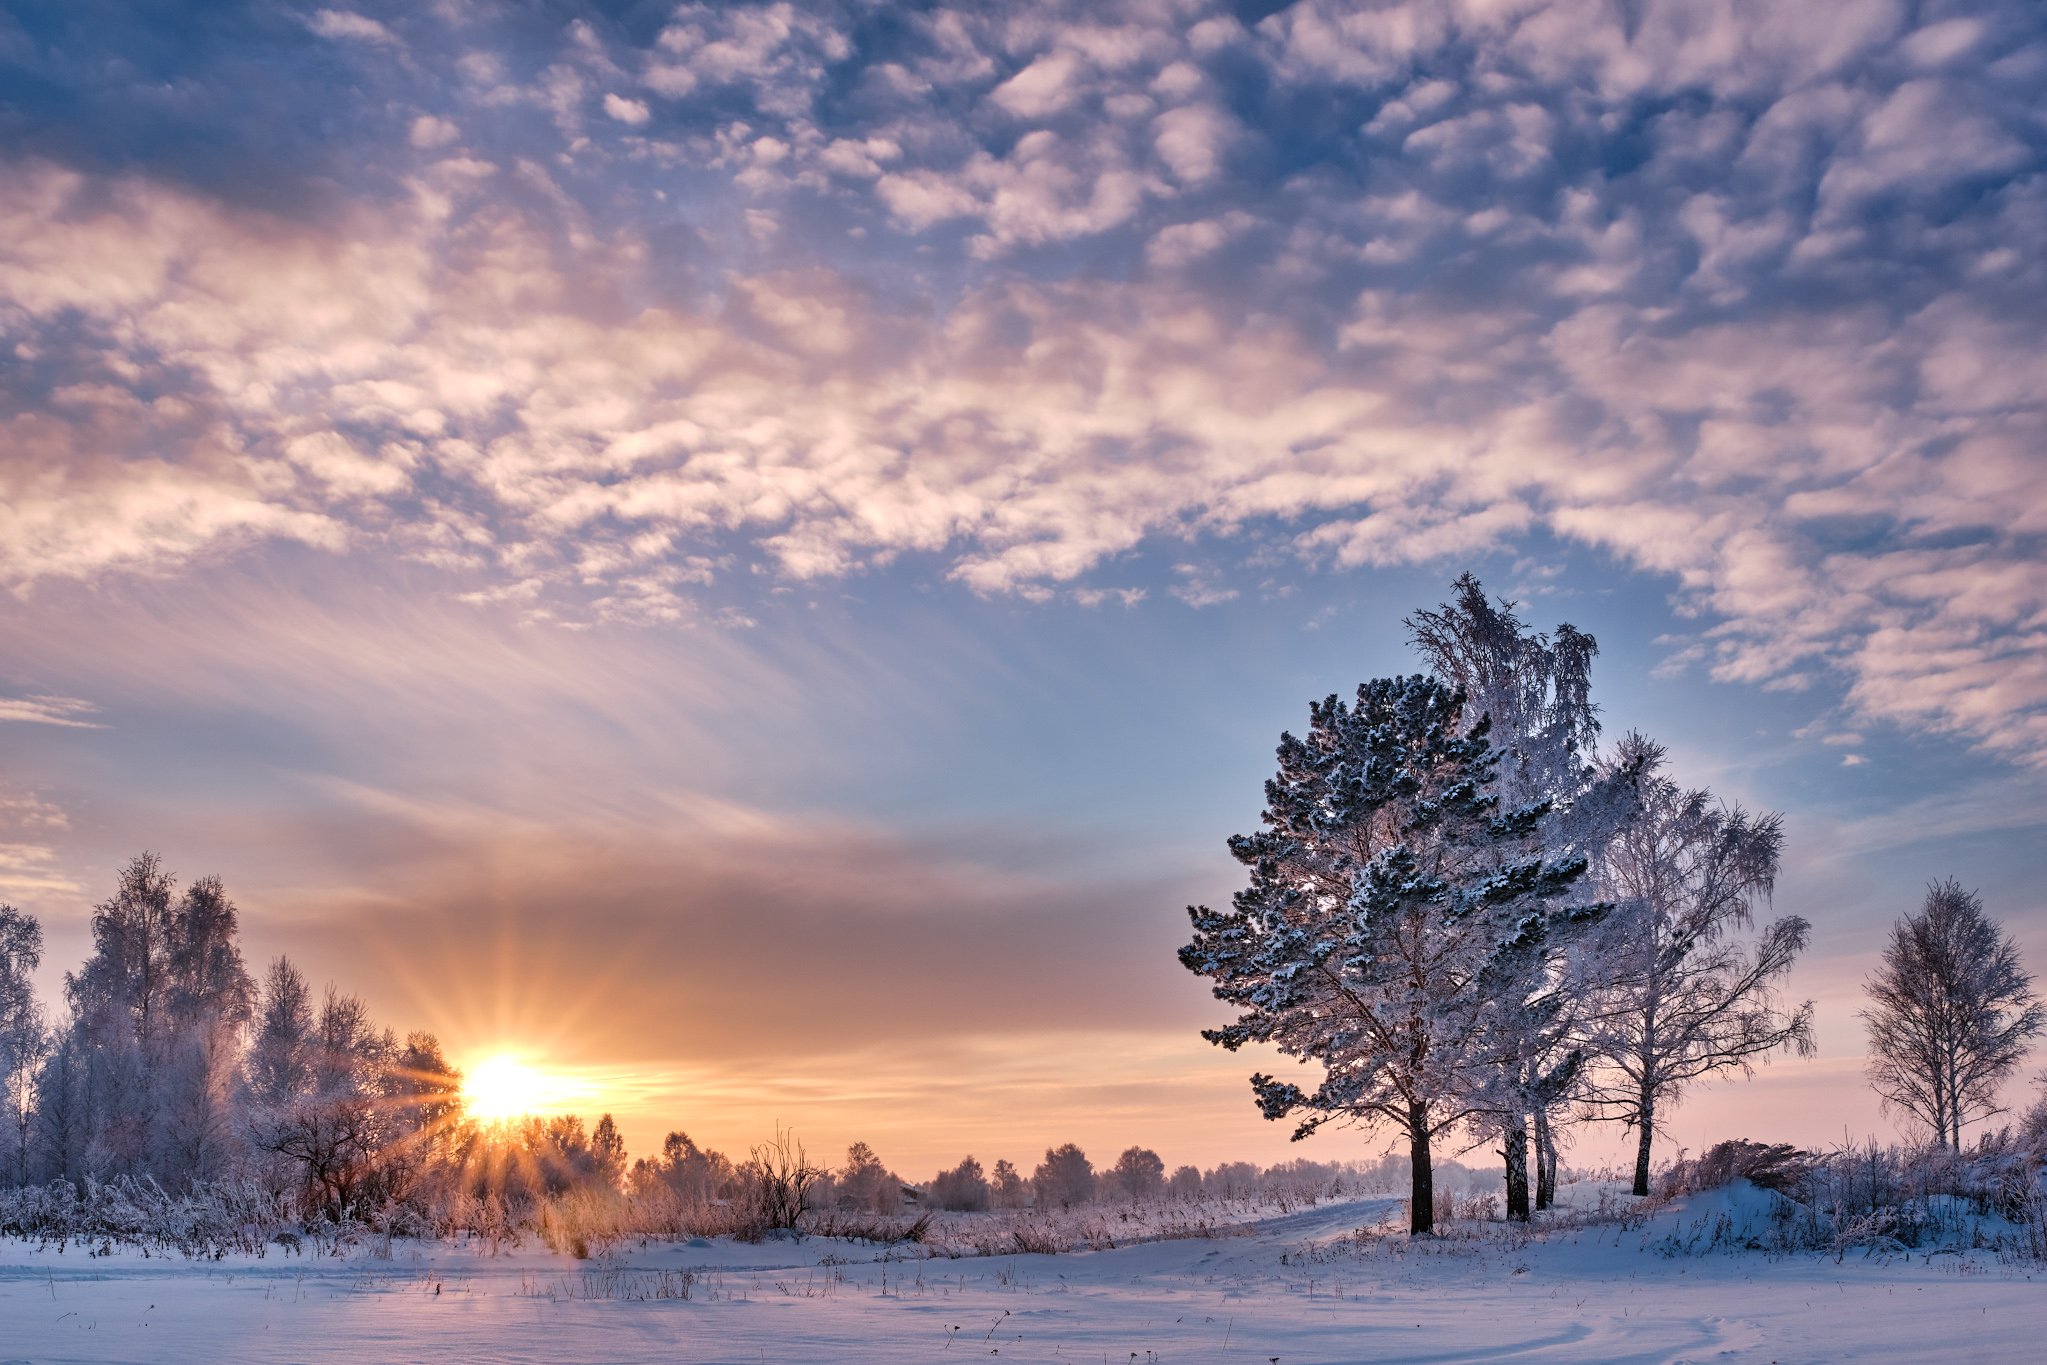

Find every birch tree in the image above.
[1583,739,1814,1195]
[0,904,44,1185]
[1407,573,1632,1216]
[1861,880,2044,1149]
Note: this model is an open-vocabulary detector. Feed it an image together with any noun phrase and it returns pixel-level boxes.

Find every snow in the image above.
[2,1190,2043,1363]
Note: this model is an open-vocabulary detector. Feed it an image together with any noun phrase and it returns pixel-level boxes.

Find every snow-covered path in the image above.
[2,1195,2042,1363]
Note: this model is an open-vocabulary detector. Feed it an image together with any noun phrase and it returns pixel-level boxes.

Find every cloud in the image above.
[307,10,402,48]
[1151,104,1236,184]
[0,694,100,728]
[602,93,651,126]
[991,50,1090,119]
[0,842,82,897]
[1,1,2044,767]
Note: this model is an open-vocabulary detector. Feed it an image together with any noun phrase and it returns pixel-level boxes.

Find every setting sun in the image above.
[462,1054,565,1123]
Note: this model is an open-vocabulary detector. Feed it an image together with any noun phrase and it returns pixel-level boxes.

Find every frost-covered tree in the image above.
[1032,1142,1095,1208]
[157,875,256,1183]
[378,1031,463,1198]
[1408,573,1633,1217]
[1407,572,1599,814]
[1167,1163,1203,1199]
[589,1113,627,1188]
[245,956,315,1110]
[1107,1145,1165,1200]
[1582,739,1814,1195]
[0,904,45,1185]
[989,1157,1028,1209]
[248,986,398,1216]
[1182,676,1603,1234]
[1862,880,2045,1150]
[929,1155,990,1211]
[631,1130,735,1203]
[56,856,258,1181]
[28,1022,89,1184]
[1205,1160,1260,1199]
[837,1140,897,1212]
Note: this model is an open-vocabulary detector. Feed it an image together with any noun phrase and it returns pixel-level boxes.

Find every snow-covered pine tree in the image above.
[1581,737,1814,1195]
[1861,880,2045,1150]
[1181,675,1602,1234]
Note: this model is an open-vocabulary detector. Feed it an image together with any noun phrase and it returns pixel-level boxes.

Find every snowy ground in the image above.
[2,1188,2043,1363]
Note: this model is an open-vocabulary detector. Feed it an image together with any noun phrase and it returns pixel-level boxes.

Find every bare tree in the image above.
[743,1127,823,1229]
[1861,880,2045,1150]
[1583,739,1815,1195]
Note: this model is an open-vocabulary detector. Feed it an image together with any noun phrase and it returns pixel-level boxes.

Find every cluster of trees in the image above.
[0,859,642,1220]
[1184,574,2045,1234]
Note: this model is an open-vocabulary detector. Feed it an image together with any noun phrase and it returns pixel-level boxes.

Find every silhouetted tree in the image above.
[1032,1143,1095,1208]
[1107,1145,1165,1199]
[590,1113,627,1188]
[930,1155,990,1211]
[989,1157,1028,1209]
[837,1140,896,1212]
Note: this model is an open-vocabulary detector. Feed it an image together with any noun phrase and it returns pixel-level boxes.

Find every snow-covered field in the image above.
[3,1187,2042,1363]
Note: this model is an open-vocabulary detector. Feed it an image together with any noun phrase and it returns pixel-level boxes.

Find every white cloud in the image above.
[1151,104,1236,184]
[409,116,460,149]
[308,9,401,47]
[0,693,102,728]
[990,50,1089,119]
[603,93,652,126]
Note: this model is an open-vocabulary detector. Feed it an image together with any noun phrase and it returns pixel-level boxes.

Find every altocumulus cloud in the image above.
[1,0,2044,758]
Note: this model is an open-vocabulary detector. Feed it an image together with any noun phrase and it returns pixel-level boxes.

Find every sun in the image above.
[461,1053,554,1123]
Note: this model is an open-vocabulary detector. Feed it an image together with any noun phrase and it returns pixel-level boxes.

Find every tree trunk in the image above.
[1408,1104,1435,1235]
[1504,1119,1531,1221]
[1534,1106,1557,1210]
[1631,1088,1656,1197]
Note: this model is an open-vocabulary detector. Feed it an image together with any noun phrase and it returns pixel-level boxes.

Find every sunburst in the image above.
[462,1052,577,1122]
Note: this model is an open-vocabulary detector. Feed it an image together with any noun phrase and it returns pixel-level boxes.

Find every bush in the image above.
[1662,1141,1817,1198]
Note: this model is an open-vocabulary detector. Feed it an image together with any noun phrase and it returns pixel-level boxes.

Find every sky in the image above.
[2,0,2045,1179]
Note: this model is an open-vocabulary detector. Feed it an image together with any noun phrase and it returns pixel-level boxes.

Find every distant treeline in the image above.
[0,855,1484,1237]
